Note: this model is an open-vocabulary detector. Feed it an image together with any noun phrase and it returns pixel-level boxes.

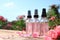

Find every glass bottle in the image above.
[26,10,33,35]
[33,9,40,36]
[40,8,49,36]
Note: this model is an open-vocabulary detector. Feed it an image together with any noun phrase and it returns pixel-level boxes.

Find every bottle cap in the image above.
[34,9,39,18]
[41,8,47,17]
[27,10,32,18]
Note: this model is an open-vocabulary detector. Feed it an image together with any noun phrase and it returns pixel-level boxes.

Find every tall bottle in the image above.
[40,8,49,36]
[33,9,40,35]
[26,10,33,35]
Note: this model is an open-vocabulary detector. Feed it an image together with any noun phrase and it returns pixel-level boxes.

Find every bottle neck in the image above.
[41,17,48,22]
[26,18,32,22]
[34,18,39,22]
[27,18,31,19]
[34,18,38,19]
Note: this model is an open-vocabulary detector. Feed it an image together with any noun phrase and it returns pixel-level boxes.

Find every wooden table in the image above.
[0,29,44,40]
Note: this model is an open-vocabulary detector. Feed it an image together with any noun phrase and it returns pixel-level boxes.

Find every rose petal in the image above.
[47,30,57,38]
[44,36,52,40]
[55,25,60,36]
[32,32,39,38]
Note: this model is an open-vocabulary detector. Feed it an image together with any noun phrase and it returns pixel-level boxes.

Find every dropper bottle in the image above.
[40,8,49,36]
[33,9,40,36]
[26,10,33,35]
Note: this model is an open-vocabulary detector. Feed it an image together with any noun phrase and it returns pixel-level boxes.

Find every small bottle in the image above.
[26,10,33,35]
[33,9,40,35]
[40,8,49,36]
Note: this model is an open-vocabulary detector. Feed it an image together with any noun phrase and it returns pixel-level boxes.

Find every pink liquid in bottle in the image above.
[33,19,40,35]
[26,10,33,35]
[33,9,40,36]
[40,18,49,36]
[26,19,33,35]
[40,8,49,36]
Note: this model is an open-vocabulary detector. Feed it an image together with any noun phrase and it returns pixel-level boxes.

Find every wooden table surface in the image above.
[0,29,44,40]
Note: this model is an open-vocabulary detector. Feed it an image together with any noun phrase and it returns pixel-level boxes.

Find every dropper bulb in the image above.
[27,10,32,18]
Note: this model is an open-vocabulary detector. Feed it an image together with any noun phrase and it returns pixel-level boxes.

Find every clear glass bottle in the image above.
[40,8,49,36]
[33,9,40,35]
[26,10,33,35]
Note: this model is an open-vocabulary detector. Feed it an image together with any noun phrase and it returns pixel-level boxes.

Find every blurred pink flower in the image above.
[17,15,25,19]
[16,31,22,36]
[44,36,52,40]
[7,22,12,27]
[2,18,7,22]
[47,30,57,39]
[49,16,55,21]
[55,25,60,36]
[19,16,23,19]
[0,16,4,20]
[32,32,39,38]
[0,16,7,22]
[21,34,31,37]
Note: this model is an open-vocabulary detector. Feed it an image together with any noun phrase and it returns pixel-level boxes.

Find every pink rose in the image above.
[7,24,12,27]
[19,16,23,19]
[32,32,39,38]
[55,25,60,36]
[49,16,55,21]
[44,36,52,40]
[47,30,57,39]
[2,18,7,22]
[21,34,31,37]
[0,16,4,20]
[16,31,22,36]
[17,15,25,19]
